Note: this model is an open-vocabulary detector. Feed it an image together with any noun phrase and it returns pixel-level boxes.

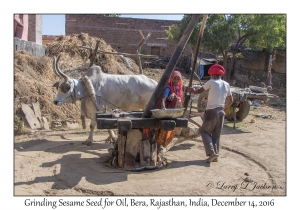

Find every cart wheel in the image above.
[236,101,251,120]
[197,90,209,112]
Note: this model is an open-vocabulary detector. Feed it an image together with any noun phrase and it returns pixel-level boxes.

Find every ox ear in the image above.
[52,82,59,90]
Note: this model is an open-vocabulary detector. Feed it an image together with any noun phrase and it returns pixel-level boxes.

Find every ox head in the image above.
[52,55,77,106]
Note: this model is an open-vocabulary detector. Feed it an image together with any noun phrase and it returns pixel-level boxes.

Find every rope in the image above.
[96,95,123,110]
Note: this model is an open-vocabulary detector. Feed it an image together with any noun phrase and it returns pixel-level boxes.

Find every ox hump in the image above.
[87,66,103,77]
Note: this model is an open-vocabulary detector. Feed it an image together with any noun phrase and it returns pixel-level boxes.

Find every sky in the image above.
[42,14,184,36]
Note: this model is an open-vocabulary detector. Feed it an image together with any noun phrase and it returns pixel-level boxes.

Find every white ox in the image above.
[52,56,158,145]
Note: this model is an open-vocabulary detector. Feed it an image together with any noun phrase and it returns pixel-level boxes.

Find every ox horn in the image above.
[56,55,69,82]
[53,56,61,77]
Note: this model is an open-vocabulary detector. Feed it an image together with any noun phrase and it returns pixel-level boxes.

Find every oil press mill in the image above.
[96,15,202,170]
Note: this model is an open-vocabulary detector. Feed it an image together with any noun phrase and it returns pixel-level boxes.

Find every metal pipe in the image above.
[142,15,201,118]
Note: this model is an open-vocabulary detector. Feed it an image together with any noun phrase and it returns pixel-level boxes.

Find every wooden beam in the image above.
[142,15,201,118]
[117,133,126,168]
[77,46,158,58]
[97,117,188,129]
[124,129,142,169]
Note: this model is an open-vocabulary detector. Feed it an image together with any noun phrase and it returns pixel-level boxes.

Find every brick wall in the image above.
[28,14,42,45]
[42,35,57,46]
[35,15,43,45]
[65,15,192,57]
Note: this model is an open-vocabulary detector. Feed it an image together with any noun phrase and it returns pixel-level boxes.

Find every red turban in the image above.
[208,64,226,75]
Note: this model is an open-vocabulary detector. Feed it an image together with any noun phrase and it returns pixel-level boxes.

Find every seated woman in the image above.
[155,70,183,147]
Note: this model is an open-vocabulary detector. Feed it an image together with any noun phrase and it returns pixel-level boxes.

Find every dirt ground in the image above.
[14,103,286,196]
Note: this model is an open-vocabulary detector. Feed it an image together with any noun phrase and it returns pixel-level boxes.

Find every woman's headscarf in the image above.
[155,70,183,109]
[165,70,183,101]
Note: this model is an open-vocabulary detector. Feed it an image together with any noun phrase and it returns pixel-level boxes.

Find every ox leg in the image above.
[81,115,86,129]
[82,119,96,146]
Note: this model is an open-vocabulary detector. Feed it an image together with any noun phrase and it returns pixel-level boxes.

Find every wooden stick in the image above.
[77,46,158,58]
[233,107,236,129]
[188,15,208,88]
[89,40,100,68]
[136,31,151,74]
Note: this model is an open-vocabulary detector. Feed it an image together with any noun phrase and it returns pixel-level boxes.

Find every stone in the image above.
[51,121,62,128]
[41,117,50,130]
[21,104,41,129]
[181,121,200,138]
[65,121,79,129]
[189,116,203,127]
[32,102,42,118]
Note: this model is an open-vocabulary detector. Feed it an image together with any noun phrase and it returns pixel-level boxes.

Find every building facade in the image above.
[28,15,43,45]
[65,15,192,57]
[42,35,57,46]
[14,14,28,41]
[14,14,43,45]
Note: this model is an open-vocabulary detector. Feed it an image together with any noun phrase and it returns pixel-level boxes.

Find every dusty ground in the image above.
[14,103,286,196]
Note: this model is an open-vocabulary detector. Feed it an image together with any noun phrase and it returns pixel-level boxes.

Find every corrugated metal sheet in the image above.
[200,58,213,65]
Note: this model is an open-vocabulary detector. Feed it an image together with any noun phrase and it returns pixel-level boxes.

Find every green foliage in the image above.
[14,115,23,132]
[243,14,286,52]
[166,14,286,53]
[166,14,238,54]
[165,24,181,43]
[202,14,238,55]
[166,14,286,81]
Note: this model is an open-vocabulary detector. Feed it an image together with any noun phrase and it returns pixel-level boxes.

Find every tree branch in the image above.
[136,31,151,74]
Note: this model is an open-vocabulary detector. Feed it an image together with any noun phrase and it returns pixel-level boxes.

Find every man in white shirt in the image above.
[188,64,233,163]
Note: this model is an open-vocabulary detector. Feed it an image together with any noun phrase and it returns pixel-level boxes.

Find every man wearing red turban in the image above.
[188,64,233,163]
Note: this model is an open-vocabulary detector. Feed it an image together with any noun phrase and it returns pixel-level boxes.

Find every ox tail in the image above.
[82,75,101,111]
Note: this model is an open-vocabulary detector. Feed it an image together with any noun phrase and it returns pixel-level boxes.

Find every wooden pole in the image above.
[267,49,276,87]
[136,31,151,74]
[78,46,158,58]
[89,40,100,68]
[267,55,273,86]
[142,15,201,118]
[183,14,208,110]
